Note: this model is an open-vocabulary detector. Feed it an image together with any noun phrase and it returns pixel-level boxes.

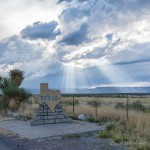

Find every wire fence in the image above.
[61,93,150,122]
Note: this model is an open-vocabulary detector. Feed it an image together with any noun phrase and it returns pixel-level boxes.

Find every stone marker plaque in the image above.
[39,83,61,112]
[31,83,72,126]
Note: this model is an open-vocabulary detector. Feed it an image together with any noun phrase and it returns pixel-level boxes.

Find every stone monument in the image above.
[31,83,72,126]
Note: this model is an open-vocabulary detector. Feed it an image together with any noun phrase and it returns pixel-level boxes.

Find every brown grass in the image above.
[64,105,149,129]
[62,96,150,108]
[18,103,39,119]
[17,96,150,149]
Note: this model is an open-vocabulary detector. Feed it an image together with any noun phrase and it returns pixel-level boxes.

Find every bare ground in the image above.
[0,127,127,150]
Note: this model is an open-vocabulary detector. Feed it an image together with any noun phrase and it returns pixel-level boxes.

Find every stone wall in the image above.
[31,83,72,126]
[31,102,72,126]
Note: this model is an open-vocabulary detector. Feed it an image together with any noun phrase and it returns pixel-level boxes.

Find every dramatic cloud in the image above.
[21,21,61,40]
[0,0,62,40]
[59,23,88,45]
[0,0,150,89]
[0,36,43,64]
[0,36,62,80]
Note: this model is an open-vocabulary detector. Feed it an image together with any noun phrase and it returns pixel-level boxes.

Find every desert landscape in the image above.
[6,95,148,150]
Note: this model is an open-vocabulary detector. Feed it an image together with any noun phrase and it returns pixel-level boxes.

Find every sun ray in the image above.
[95,59,136,92]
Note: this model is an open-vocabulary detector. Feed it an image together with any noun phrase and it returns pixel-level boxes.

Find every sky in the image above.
[0,0,150,90]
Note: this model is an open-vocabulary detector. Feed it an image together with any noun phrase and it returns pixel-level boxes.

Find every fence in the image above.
[61,93,150,123]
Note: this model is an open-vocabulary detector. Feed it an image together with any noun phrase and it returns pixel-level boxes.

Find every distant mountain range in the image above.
[31,87,150,94]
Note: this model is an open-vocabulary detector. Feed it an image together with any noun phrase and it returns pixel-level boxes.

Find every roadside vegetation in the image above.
[62,96,150,150]
[62,100,79,106]
[115,101,150,113]
[1,84,149,150]
[0,69,31,113]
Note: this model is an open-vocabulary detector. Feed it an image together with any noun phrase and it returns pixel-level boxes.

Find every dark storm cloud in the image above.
[21,21,60,40]
[59,23,89,45]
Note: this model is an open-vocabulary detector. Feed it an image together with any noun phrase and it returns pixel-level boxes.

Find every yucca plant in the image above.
[0,70,31,112]
[2,86,31,111]
[0,77,16,92]
[9,69,24,87]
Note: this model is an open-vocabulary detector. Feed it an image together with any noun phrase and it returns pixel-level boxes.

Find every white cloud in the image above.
[0,36,62,80]
[91,82,150,88]
[0,0,63,40]
[0,0,150,88]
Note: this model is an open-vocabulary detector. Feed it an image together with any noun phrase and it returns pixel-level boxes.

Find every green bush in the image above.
[99,130,109,138]
[106,123,116,131]
[87,101,101,107]
[115,101,147,112]
[87,117,107,124]
[63,100,79,106]
[112,134,122,143]
[137,146,150,150]
[129,101,145,111]
[87,117,95,123]
[114,103,125,109]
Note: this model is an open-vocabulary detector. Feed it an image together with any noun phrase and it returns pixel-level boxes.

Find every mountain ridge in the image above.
[30,87,150,94]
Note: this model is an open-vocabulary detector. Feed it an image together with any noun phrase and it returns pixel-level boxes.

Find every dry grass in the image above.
[63,99,150,150]
[1,94,149,149]
[64,105,150,129]
[62,96,150,108]
[17,95,150,149]
[22,96,150,132]
[18,103,39,119]
[62,96,150,131]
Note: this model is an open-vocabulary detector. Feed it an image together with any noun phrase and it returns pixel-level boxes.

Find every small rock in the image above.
[78,114,87,121]
[7,111,20,118]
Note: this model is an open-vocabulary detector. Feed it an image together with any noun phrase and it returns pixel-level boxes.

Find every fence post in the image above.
[126,95,129,122]
[73,96,75,114]
[95,101,98,118]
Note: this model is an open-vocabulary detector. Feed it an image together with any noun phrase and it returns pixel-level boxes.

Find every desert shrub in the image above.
[0,70,31,111]
[106,123,116,131]
[137,145,150,150]
[87,117,95,123]
[63,100,79,106]
[87,117,107,124]
[99,130,109,138]
[112,134,122,143]
[116,95,126,98]
[129,101,146,111]
[87,101,101,107]
[114,103,125,109]
[144,107,150,113]
[115,101,147,112]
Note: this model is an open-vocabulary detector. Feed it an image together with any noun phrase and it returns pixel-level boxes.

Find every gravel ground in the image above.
[0,119,127,150]
[0,134,127,150]
[0,120,106,139]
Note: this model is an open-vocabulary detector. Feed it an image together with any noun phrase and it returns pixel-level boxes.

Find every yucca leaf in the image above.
[0,77,16,91]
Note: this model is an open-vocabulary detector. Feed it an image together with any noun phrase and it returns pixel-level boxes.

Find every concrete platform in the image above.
[0,120,105,139]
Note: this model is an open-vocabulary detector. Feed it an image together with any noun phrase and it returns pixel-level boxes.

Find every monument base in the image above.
[31,102,72,126]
